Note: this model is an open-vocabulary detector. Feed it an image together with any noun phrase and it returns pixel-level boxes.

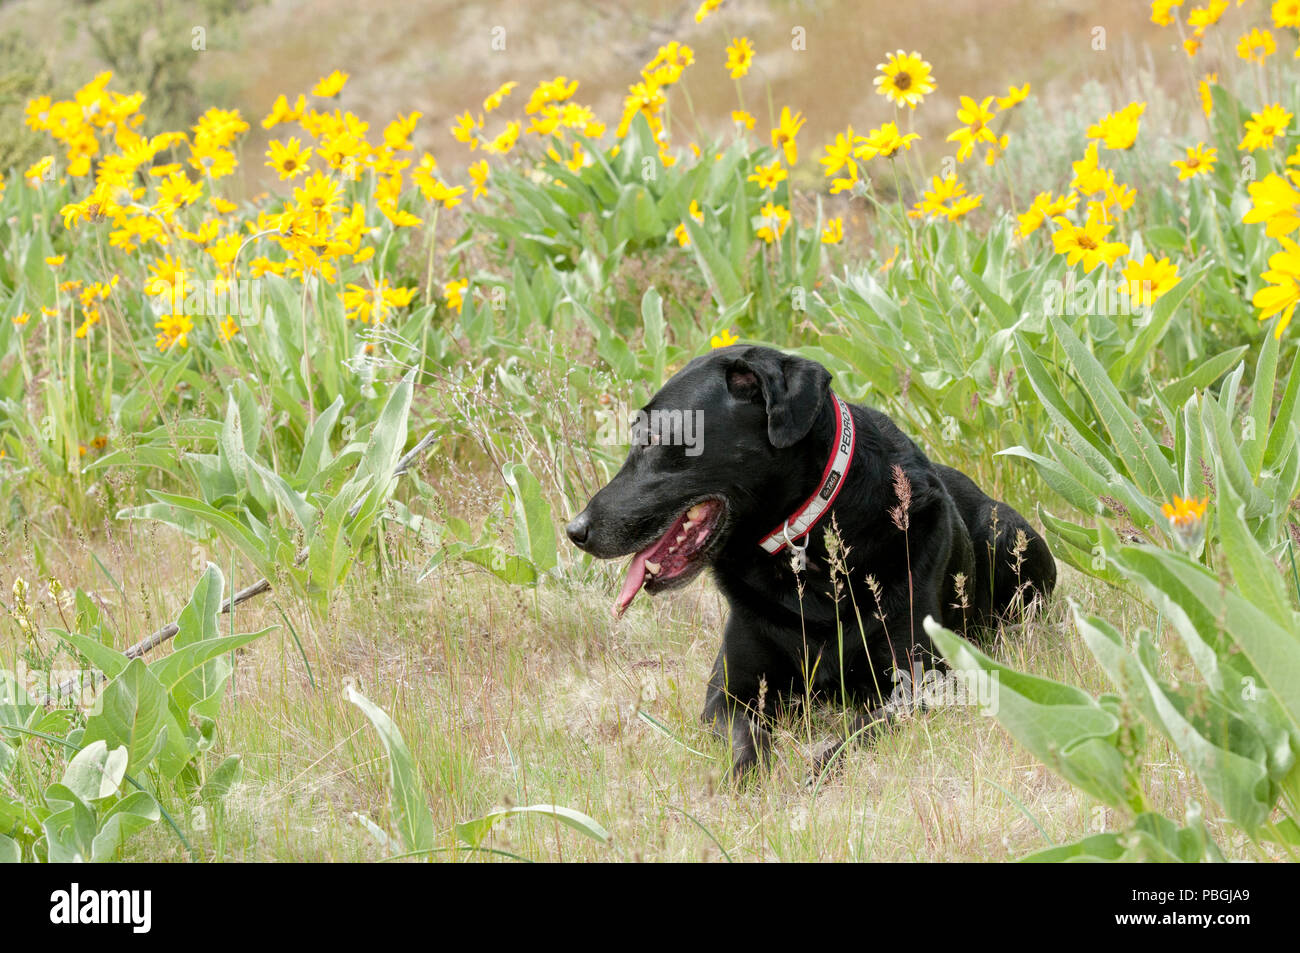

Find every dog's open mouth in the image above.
[613,498,725,617]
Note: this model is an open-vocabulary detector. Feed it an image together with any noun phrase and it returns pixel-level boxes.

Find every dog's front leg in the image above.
[700,621,790,780]
[702,647,772,779]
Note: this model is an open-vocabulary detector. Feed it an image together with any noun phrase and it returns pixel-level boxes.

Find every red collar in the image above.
[758,393,856,556]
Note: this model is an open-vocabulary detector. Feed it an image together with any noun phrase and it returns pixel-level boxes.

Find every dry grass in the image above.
[0,511,1259,862]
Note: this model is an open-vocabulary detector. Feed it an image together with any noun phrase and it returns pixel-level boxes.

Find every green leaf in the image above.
[1215,470,1292,628]
[503,463,557,575]
[927,618,1135,810]
[136,492,272,579]
[460,545,539,586]
[1112,267,1205,386]
[1108,544,1300,738]
[52,629,129,680]
[150,629,275,708]
[641,286,666,384]
[81,659,171,776]
[90,791,160,862]
[200,755,244,803]
[1161,346,1248,408]
[61,740,128,802]
[1049,313,1180,501]
[294,396,344,483]
[454,804,610,849]
[356,370,414,497]
[42,783,97,863]
[345,685,435,855]
[1022,812,1218,862]
[683,211,744,308]
[1075,609,1275,832]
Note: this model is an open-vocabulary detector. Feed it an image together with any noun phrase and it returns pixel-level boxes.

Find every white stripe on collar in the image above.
[758,393,856,556]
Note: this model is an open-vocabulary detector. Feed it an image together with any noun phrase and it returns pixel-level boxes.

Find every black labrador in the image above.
[566,344,1056,777]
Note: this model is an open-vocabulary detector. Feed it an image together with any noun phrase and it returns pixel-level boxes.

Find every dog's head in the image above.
[566,344,832,615]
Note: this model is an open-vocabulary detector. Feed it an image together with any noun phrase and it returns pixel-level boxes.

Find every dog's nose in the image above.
[566,512,592,547]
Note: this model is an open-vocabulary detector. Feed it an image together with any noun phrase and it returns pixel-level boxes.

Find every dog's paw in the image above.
[725,719,772,783]
[807,739,848,783]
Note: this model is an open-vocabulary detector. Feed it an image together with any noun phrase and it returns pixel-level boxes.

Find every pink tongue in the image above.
[612,551,648,618]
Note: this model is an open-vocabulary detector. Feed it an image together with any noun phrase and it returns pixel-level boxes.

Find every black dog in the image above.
[566,345,1056,776]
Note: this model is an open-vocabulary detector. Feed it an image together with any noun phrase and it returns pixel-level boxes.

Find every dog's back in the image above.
[934,463,1057,623]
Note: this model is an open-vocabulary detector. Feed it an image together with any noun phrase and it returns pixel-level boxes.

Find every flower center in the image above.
[894,71,913,91]
[1076,235,1098,250]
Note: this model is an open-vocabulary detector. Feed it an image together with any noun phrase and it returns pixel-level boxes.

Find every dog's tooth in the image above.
[644,560,661,575]
[682,519,695,531]
[687,504,705,521]
[676,532,687,544]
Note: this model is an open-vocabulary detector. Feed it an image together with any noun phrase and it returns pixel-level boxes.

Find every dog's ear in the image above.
[726,349,831,448]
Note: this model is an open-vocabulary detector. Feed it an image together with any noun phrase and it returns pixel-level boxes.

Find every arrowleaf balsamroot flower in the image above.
[909,173,981,221]
[946,95,997,163]
[855,122,919,160]
[1161,495,1208,550]
[342,278,416,324]
[820,127,857,181]
[747,160,787,190]
[266,138,312,180]
[710,328,738,348]
[1051,210,1129,273]
[821,218,844,244]
[1086,101,1146,150]
[732,110,756,129]
[725,37,754,79]
[1242,172,1300,237]
[1252,236,1300,337]
[996,83,1030,111]
[1150,0,1185,27]
[383,112,421,151]
[1018,191,1077,237]
[755,202,791,243]
[1120,255,1180,306]
[312,70,349,98]
[874,50,935,110]
[154,314,193,351]
[696,0,725,23]
[1275,0,1300,28]
[1070,141,1115,196]
[1199,73,1216,117]
[771,107,804,164]
[1236,28,1276,64]
[674,200,705,246]
[1171,142,1216,180]
[468,160,489,199]
[262,93,306,130]
[1239,104,1292,151]
[451,111,480,148]
[483,82,517,113]
[444,279,469,313]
